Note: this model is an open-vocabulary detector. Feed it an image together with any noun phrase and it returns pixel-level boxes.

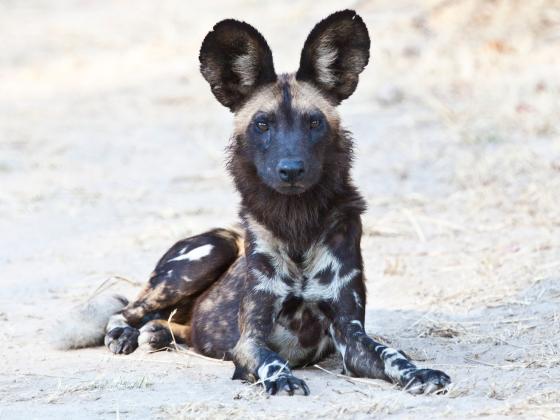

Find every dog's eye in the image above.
[256,121,269,132]
[310,119,321,129]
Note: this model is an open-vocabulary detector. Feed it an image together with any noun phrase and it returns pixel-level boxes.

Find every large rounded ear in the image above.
[199,20,277,112]
[296,10,370,104]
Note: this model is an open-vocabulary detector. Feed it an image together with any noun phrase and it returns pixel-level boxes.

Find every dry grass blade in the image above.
[166,308,180,352]
[88,275,142,300]
[313,364,388,389]
[403,209,427,242]
[160,309,229,364]
[251,361,291,389]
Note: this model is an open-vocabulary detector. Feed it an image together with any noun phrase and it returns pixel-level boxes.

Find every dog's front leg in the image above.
[319,219,451,394]
[328,310,451,394]
[231,290,310,395]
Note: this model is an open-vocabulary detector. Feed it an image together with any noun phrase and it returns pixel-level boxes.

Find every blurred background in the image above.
[1,1,560,418]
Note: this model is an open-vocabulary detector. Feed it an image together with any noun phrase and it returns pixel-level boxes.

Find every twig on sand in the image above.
[111,356,192,368]
[14,372,85,381]
[403,209,427,242]
[463,357,524,369]
[313,364,388,389]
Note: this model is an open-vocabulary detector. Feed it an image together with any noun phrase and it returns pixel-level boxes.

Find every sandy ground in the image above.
[1,0,560,418]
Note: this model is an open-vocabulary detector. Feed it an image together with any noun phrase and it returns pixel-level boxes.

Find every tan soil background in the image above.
[1,0,560,418]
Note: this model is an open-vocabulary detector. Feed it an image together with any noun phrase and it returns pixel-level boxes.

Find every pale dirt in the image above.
[1,1,560,418]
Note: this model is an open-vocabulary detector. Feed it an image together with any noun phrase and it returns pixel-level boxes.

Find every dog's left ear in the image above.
[296,10,370,104]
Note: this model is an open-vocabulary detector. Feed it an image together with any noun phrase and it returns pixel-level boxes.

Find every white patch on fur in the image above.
[106,313,128,331]
[167,244,214,263]
[247,216,360,302]
[350,319,363,329]
[49,294,127,350]
[253,268,291,297]
[315,39,338,86]
[233,45,257,87]
[329,324,347,367]
[303,244,360,301]
[248,216,297,275]
[353,291,363,309]
[303,268,359,300]
[247,216,298,296]
[257,359,290,381]
[381,347,414,382]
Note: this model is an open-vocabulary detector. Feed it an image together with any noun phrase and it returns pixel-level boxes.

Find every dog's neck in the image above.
[239,183,365,256]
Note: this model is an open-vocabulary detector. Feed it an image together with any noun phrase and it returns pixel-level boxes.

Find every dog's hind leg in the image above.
[123,228,242,325]
[105,228,242,354]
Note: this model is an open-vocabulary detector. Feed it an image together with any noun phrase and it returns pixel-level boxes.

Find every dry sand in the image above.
[1,0,559,418]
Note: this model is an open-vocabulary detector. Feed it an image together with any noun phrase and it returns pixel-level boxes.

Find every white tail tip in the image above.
[50,294,128,350]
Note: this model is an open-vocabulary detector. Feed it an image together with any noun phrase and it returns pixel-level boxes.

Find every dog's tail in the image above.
[50,294,128,350]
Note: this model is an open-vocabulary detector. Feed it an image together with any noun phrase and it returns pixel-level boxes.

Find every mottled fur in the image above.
[92,10,451,397]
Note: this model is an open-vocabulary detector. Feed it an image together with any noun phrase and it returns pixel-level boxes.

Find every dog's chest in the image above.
[268,297,332,364]
[251,240,359,302]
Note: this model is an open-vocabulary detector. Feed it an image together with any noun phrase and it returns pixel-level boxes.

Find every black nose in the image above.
[277,159,305,183]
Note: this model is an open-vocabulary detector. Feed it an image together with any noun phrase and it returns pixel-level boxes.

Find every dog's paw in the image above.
[403,368,451,395]
[263,373,310,396]
[257,357,310,396]
[104,326,140,354]
[137,321,173,351]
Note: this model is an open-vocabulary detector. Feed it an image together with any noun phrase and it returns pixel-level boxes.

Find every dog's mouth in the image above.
[274,184,307,195]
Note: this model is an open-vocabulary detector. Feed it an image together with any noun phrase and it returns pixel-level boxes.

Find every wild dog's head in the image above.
[199,10,369,196]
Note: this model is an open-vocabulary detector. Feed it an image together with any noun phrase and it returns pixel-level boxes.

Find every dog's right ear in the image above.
[199,20,277,112]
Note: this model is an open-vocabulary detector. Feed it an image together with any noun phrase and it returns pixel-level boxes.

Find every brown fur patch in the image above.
[233,74,339,136]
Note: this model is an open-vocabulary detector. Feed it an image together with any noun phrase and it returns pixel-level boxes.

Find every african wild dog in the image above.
[103,10,451,395]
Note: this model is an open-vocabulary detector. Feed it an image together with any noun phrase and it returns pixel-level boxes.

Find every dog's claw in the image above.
[264,374,309,396]
[403,368,451,395]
